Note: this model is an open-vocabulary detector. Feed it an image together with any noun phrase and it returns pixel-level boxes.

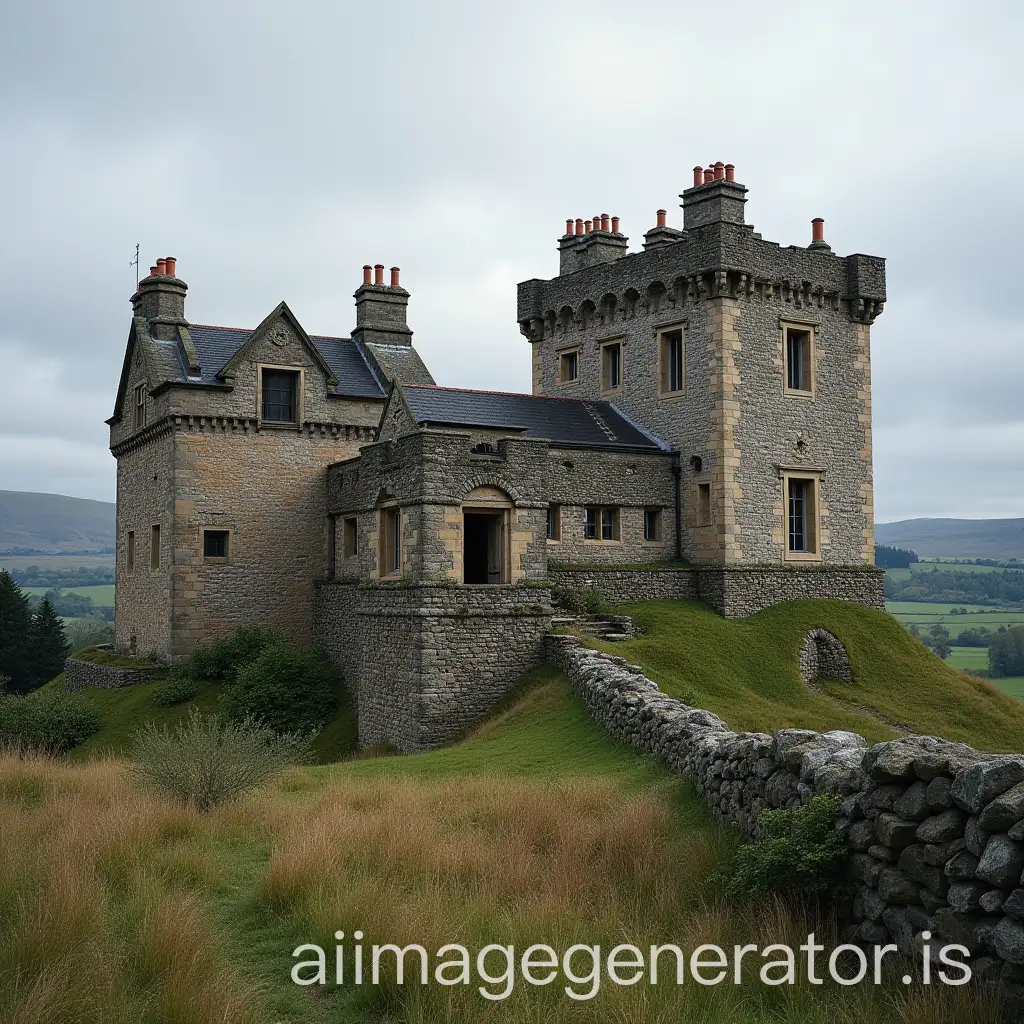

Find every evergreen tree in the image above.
[0,570,32,692]
[28,598,70,690]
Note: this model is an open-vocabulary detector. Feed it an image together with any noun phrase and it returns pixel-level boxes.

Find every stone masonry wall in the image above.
[314,582,552,752]
[548,568,697,603]
[64,657,162,692]
[549,634,1024,999]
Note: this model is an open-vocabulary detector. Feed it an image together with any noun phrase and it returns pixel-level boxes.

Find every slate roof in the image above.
[400,385,669,451]
[183,326,386,399]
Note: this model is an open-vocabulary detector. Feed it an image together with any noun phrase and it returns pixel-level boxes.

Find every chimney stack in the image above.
[682,161,747,230]
[352,263,413,348]
[133,255,188,338]
[809,217,831,251]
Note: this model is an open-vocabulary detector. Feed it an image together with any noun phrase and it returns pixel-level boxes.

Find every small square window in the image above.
[126,531,135,572]
[546,505,561,542]
[585,506,620,542]
[601,341,622,392]
[697,484,712,528]
[784,326,813,394]
[204,529,229,559]
[150,525,161,570]
[660,328,684,394]
[133,383,147,430]
[261,368,300,422]
[343,517,358,558]
[643,509,661,542]
[558,349,579,384]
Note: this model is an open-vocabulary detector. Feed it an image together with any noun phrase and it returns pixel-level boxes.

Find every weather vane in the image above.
[130,243,139,287]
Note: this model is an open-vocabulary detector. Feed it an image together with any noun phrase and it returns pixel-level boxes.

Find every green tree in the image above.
[990,626,1024,678]
[29,598,69,689]
[0,570,32,692]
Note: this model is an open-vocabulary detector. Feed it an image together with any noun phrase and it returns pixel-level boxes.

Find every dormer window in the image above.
[133,383,146,430]
[260,368,300,423]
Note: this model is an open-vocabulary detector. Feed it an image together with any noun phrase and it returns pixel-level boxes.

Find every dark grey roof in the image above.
[400,385,669,451]
[184,325,386,399]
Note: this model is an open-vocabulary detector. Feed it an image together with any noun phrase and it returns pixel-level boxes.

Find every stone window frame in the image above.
[696,482,712,528]
[546,504,561,543]
[378,505,402,579]
[202,527,232,564]
[150,524,161,571]
[342,516,359,559]
[257,363,305,429]
[556,345,581,386]
[781,317,817,400]
[656,320,687,398]
[132,383,147,431]
[599,336,625,395]
[126,530,135,573]
[643,507,662,542]
[779,467,824,562]
[584,505,621,544]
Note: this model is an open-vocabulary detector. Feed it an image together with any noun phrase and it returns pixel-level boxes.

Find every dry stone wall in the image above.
[549,633,1024,999]
[64,656,162,692]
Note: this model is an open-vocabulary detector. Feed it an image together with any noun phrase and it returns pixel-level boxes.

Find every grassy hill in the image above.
[0,489,115,553]
[876,517,1024,560]
[0,665,1003,1023]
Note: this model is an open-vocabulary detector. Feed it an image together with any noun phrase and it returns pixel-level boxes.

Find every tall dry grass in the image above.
[0,747,260,1024]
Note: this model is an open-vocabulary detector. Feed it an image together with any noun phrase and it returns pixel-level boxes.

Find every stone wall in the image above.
[314,581,552,751]
[549,633,1024,998]
[548,567,697,603]
[695,566,885,618]
[64,656,162,692]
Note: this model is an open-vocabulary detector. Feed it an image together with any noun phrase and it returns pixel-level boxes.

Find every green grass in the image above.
[0,553,114,571]
[583,599,1024,751]
[69,644,156,667]
[23,583,115,605]
[886,602,1024,638]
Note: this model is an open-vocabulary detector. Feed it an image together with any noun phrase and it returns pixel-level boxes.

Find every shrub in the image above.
[0,689,101,753]
[152,676,201,707]
[719,795,847,901]
[219,642,339,734]
[130,710,313,811]
[582,587,608,615]
[180,627,281,682]
[551,587,585,614]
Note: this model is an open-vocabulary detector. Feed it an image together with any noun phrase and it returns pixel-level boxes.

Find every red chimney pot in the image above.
[724,164,735,182]
[374,264,384,285]
[390,267,400,287]
[656,209,667,228]
[584,219,593,233]
[601,214,610,232]
[164,257,176,277]
[611,216,620,233]
[574,218,584,236]
[714,161,725,181]
[693,166,704,187]
[362,265,372,285]
[149,264,159,277]
[156,258,167,275]
[812,217,825,243]
[565,218,574,236]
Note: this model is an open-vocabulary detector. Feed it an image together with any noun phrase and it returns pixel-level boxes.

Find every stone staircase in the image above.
[550,613,636,642]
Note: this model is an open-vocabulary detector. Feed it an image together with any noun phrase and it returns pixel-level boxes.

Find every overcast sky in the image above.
[0,0,1020,521]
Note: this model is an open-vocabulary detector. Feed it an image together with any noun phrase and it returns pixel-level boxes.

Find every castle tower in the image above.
[517,163,886,571]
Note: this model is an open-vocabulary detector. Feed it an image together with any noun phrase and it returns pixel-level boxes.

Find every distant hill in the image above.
[0,490,115,554]
[876,518,1024,561]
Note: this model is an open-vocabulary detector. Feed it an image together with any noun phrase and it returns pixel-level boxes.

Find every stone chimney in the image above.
[558,214,628,275]
[132,257,187,340]
[680,162,747,231]
[351,264,412,346]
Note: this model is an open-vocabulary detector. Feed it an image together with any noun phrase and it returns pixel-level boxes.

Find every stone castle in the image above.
[110,162,886,750]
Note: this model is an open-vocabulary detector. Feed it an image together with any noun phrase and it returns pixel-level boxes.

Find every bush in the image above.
[582,587,608,615]
[0,689,101,753]
[219,642,340,734]
[180,627,282,682]
[719,795,847,901]
[152,676,201,707]
[551,587,585,614]
[129,710,312,811]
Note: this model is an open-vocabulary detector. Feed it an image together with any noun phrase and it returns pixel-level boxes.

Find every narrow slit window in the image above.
[381,508,401,575]
[343,517,358,558]
[785,327,813,393]
[602,342,621,391]
[660,329,684,394]
[126,531,135,572]
[644,509,661,541]
[150,525,161,570]
[697,483,712,527]
[133,383,147,430]
[546,505,561,541]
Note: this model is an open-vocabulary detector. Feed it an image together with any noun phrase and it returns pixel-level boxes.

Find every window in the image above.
[261,368,300,422]
[133,383,147,430]
[786,476,819,557]
[660,328,684,394]
[585,506,620,542]
[150,525,161,570]
[546,505,561,542]
[558,349,579,384]
[381,508,401,576]
[697,483,712,527]
[643,509,661,542]
[126,531,135,572]
[784,325,813,394]
[343,517,358,558]
[601,341,622,392]
[203,529,229,559]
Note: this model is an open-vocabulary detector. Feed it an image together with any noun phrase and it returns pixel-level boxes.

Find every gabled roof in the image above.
[398,385,669,451]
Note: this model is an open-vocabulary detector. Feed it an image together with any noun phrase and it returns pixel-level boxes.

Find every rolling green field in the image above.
[885,601,1024,636]
[23,583,115,605]
[0,553,114,571]
[886,561,1014,581]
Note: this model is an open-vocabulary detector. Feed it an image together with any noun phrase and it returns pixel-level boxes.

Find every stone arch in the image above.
[800,628,853,685]
[646,280,667,314]
[577,298,596,330]
[622,288,640,319]
[461,478,523,505]
[557,305,575,335]
[599,292,618,325]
